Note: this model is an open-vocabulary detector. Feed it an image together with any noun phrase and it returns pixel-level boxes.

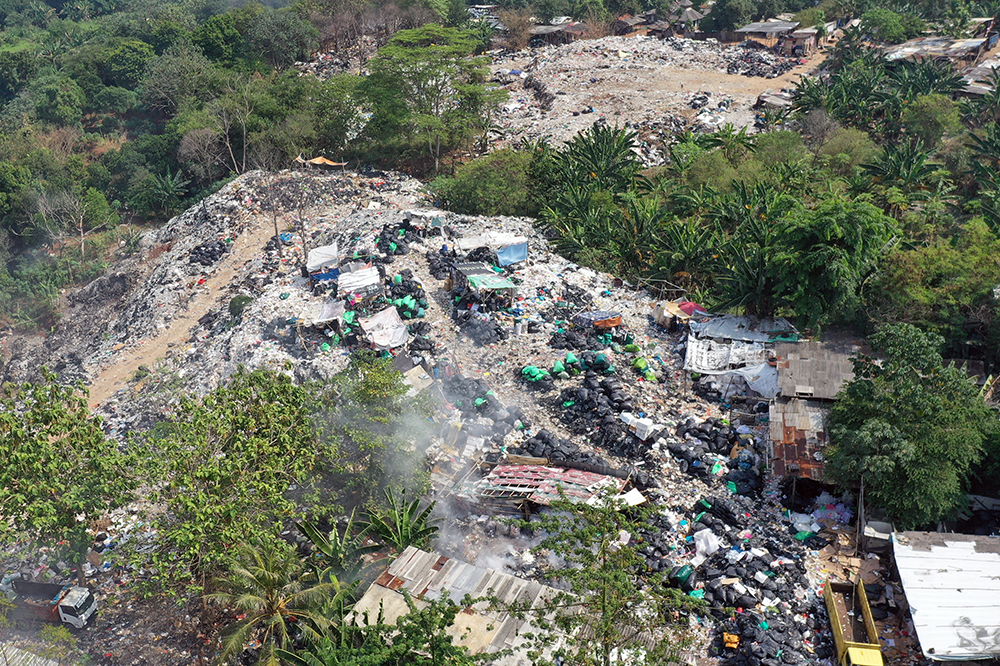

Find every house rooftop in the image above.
[892,532,1000,661]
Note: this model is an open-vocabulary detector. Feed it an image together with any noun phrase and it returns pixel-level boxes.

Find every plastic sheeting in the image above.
[496,241,528,266]
[685,336,770,374]
[307,243,339,272]
[300,299,345,327]
[337,266,380,295]
[454,232,527,252]
[467,274,517,291]
[728,363,779,398]
[359,307,408,350]
[689,315,796,343]
[573,310,623,328]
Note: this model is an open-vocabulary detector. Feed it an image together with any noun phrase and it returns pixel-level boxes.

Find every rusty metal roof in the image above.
[455,464,626,507]
[768,397,829,480]
[352,547,572,664]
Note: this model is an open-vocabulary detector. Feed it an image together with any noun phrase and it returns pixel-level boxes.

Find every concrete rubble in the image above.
[1,169,926,665]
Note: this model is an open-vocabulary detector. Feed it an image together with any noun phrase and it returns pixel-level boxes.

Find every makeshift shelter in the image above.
[306,243,339,274]
[337,266,382,301]
[684,315,796,375]
[652,300,706,326]
[892,532,1000,661]
[297,298,346,328]
[358,306,408,350]
[351,547,572,665]
[295,155,348,170]
[735,20,798,46]
[768,339,862,480]
[454,232,529,266]
[573,310,623,329]
[452,464,627,516]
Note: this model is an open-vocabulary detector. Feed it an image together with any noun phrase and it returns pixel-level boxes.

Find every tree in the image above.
[363,488,440,553]
[148,368,322,588]
[705,0,751,31]
[32,188,119,260]
[296,510,381,583]
[208,538,349,666]
[276,591,480,666]
[314,352,435,509]
[901,94,961,149]
[507,494,703,666]
[775,199,898,329]
[361,24,506,173]
[431,148,535,216]
[103,39,155,89]
[0,369,137,585]
[826,323,999,528]
[861,8,921,43]
[141,42,221,114]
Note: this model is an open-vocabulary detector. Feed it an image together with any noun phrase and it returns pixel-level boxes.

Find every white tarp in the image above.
[455,232,527,252]
[298,299,346,327]
[307,243,339,272]
[685,336,770,374]
[359,307,408,350]
[338,266,380,294]
[728,363,780,398]
[689,315,795,343]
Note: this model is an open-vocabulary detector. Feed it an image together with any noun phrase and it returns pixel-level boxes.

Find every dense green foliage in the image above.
[827,324,1000,528]
[0,369,138,585]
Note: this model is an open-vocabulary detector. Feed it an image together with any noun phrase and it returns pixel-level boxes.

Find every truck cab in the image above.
[56,586,98,629]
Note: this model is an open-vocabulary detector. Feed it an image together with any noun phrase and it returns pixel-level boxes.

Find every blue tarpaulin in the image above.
[497,241,528,266]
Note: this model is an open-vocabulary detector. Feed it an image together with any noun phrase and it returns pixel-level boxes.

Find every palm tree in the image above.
[558,124,642,195]
[296,509,381,583]
[704,124,756,163]
[207,540,349,666]
[649,217,721,292]
[363,488,440,553]
[606,195,666,280]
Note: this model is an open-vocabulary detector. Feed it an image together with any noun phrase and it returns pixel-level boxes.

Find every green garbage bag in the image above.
[553,360,566,374]
[565,352,578,364]
[623,344,641,353]
[320,343,330,351]
[389,242,397,252]
[643,370,657,382]
[689,589,705,599]
[393,274,402,284]
[794,531,814,541]
[343,311,356,324]
[727,481,738,493]
[563,400,576,407]
[475,398,486,407]
[632,357,648,370]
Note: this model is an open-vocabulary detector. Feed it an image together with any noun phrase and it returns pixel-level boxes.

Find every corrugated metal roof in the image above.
[453,464,626,507]
[892,532,1000,661]
[768,397,829,480]
[352,547,571,665]
[774,340,860,400]
[0,646,60,666]
[735,21,798,34]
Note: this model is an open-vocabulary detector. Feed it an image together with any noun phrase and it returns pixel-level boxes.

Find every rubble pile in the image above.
[489,34,813,148]
[725,48,798,78]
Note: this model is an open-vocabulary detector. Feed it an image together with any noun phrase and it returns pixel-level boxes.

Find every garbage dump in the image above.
[12,168,920,666]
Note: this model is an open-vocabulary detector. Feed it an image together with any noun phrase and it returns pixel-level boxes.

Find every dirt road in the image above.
[86,212,274,408]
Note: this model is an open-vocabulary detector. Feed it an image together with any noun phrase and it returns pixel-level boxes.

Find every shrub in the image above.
[432,149,534,216]
[817,127,876,176]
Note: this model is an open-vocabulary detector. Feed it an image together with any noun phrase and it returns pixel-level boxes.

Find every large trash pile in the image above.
[725,47,798,78]
[24,168,920,666]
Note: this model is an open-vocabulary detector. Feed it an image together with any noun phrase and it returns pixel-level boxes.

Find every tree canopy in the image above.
[826,323,999,528]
